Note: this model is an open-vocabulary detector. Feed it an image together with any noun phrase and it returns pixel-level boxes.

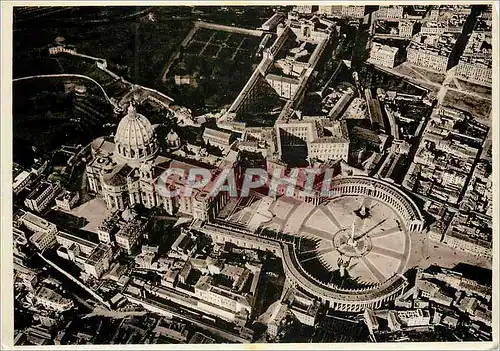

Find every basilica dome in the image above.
[114,102,158,162]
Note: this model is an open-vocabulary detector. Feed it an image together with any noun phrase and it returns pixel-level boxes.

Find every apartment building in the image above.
[407,33,458,72]
[24,180,61,213]
[368,42,399,68]
[456,31,492,86]
[377,5,404,19]
[398,20,416,38]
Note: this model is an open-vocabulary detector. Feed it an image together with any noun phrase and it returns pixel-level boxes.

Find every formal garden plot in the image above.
[192,27,214,42]
[241,37,260,50]
[164,26,261,114]
[185,41,205,55]
[211,30,230,44]
[218,47,235,60]
[201,43,220,57]
[227,33,247,46]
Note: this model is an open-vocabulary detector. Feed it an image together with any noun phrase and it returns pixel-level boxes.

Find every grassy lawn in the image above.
[14,9,192,89]
[13,79,112,165]
[411,65,446,84]
[164,26,261,115]
[456,78,492,99]
[442,90,492,119]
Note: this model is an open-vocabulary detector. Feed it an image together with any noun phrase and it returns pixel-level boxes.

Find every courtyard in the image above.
[62,197,110,234]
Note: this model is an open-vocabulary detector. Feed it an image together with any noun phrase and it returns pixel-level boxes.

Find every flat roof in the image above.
[266,73,300,85]
[27,181,52,200]
[203,127,232,141]
[116,220,142,240]
[13,171,31,189]
[86,243,111,265]
[57,231,98,250]
[372,42,398,55]
[20,211,56,231]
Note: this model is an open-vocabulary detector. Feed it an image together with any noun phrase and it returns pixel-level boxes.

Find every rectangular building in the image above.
[56,231,98,257]
[420,21,446,36]
[341,6,365,19]
[261,12,285,32]
[317,5,365,19]
[396,309,431,327]
[115,220,143,254]
[407,33,458,72]
[456,31,492,86]
[377,5,404,19]
[293,5,313,14]
[368,42,399,68]
[398,20,415,38]
[35,286,74,312]
[203,128,234,150]
[443,230,491,259]
[13,169,32,195]
[24,180,61,213]
[266,74,300,99]
[30,230,57,252]
[55,190,80,211]
[18,210,58,236]
[288,291,320,327]
[84,243,113,279]
[194,275,252,322]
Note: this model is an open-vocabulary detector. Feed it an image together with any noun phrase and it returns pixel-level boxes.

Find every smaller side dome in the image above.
[166,129,181,150]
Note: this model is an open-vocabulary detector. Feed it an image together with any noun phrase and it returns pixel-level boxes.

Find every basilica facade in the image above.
[85,103,230,221]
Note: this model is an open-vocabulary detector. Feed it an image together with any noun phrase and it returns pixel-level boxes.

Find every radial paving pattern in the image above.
[223,192,411,287]
[297,195,410,285]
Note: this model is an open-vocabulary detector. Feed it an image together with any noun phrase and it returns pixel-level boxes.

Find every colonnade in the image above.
[326,177,425,233]
[281,243,408,312]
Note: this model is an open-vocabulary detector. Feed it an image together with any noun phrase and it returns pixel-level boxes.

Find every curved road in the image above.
[13,73,113,105]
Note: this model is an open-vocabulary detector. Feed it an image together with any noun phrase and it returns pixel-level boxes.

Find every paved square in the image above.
[64,198,110,234]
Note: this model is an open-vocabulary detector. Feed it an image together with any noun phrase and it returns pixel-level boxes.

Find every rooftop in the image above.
[266,73,301,85]
[13,171,31,189]
[57,231,98,250]
[116,220,143,240]
[409,33,458,56]
[56,190,77,202]
[36,286,72,306]
[460,31,492,67]
[102,163,134,187]
[86,243,112,265]
[203,127,233,143]
[221,264,245,281]
[26,181,53,201]
[19,210,56,232]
